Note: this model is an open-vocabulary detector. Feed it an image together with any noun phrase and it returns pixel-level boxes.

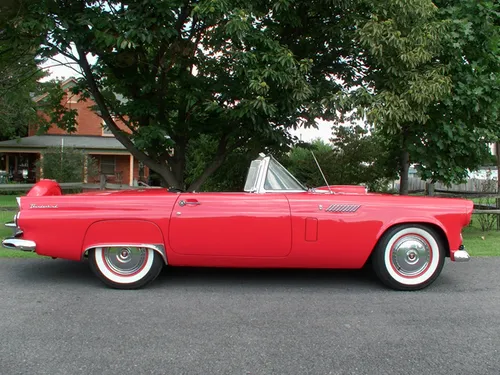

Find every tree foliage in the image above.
[329,0,453,194]
[0,0,44,140]
[342,0,500,191]
[0,0,78,141]
[414,0,500,184]
[184,136,257,191]
[6,0,366,190]
[281,126,398,192]
[4,0,499,193]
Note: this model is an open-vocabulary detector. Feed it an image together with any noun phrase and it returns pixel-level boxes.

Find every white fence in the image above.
[0,182,142,192]
[394,177,498,194]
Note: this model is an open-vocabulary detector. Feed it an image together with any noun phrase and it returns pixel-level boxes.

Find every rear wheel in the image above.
[372,225,445,291]
[89,246,163,289]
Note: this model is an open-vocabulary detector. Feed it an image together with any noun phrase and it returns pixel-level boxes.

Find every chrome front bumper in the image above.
[2,238,36,252]
[453,248,470,262]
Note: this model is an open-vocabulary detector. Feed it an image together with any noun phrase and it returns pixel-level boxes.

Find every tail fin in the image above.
[27,180,62,197]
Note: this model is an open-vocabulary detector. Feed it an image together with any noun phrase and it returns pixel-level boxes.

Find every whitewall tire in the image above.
[372,225,445,291]
[89,246,163,289]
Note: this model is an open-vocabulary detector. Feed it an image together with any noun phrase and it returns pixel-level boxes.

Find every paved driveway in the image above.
[0,258,498,375]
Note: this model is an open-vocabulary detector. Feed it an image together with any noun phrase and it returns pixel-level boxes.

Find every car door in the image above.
[168,193,292,257]
[286,193,382,268]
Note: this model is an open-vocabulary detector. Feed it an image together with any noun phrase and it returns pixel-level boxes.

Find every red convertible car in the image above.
[3,154,473,290]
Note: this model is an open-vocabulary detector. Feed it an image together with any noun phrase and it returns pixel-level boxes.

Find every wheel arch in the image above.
[81,220,168,264]
[368,221,450,264]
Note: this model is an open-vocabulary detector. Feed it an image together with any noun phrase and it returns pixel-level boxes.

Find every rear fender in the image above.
[27,179,62,197]
[82,220,167,263]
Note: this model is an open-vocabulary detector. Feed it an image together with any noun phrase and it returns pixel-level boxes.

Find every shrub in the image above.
[36,147,98,183]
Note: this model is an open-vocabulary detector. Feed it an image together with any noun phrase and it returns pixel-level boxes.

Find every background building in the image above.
[0,78,147,186]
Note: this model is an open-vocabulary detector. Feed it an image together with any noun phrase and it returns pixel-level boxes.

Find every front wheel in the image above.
[372,225,445,291]
[89,246,164,289]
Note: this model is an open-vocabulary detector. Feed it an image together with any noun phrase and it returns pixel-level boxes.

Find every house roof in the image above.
[0,135,129,154]
[33,78,79,103]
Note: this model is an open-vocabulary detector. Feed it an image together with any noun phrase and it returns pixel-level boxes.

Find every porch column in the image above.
[39,153,44,179]
[129,154,134,186]
[83,154,88,183]
[4,154,8,173]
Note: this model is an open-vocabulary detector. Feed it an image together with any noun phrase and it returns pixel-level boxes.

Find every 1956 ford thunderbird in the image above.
[2,154,473,290]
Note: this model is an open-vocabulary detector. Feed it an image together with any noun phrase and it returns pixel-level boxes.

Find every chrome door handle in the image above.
[179,200,201,207]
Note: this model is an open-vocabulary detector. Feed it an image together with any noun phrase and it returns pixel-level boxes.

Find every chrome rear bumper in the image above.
[5,222,16,229]
[2,238,36,252]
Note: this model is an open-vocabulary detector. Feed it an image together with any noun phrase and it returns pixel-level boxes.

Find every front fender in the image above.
[375,216,452,257]
[377,216,448,240]
[81,220,167,262]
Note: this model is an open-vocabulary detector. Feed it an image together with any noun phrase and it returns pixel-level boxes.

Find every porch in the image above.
[0,135,148,186]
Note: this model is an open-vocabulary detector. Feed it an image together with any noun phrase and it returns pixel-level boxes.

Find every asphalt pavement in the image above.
[0,257,499,375]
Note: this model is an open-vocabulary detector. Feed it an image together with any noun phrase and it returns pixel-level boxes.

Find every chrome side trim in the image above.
[2,238,36,252]
[325,204,360,213]
[5,222,16,229]
[453,250,470,262]
[84,243,168,264]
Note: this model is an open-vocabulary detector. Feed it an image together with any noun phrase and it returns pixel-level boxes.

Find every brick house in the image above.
[0,78,148,186]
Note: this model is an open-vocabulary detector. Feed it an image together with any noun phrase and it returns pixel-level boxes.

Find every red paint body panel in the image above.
[82,220,164,251]
[169,193,291,257]
[315,185,367,194]
[15,183,473,269]
[26,179,62,197]
[304,218,318,242]
[18,191,178,260]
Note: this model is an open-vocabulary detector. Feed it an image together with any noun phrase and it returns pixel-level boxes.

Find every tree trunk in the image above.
[496,142,500,230]
[426,182,435,196]
[75,45,182,189]
[169,142,186,190]
[187,154,226,192]
[399,149,409,195]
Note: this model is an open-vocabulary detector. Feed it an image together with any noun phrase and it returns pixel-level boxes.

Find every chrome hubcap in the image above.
[391,236,431,277]
[103,247,147,276]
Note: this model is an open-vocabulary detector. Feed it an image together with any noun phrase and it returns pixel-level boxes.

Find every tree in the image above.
[7,0,368,191]
[414,0,500,185]
[341,0,500,194]
[281,139,335,188]
[333,0,452,194]
[184,135,257,191]
[0,0,44,140]
[282,126,398,192]
[0,0,75,141]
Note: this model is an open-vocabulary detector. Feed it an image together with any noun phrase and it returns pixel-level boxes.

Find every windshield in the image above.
[264,158,307,191]
[243,159,262,192]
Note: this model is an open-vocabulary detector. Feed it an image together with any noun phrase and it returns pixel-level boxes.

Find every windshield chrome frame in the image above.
[244,154,307,194]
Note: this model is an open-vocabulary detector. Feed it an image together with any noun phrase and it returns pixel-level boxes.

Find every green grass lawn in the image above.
[462,215,500,256]
[0,210,40,258]
[0,195,19,208]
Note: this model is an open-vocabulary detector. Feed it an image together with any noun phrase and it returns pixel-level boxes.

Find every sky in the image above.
[41,56,335,143]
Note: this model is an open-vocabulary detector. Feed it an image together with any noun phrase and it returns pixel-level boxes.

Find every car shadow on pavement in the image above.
[10,258,385,291]
[154,265,383,291]
[9,258,100,287]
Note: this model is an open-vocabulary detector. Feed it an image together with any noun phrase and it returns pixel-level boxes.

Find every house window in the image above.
[67,94,78,104]
[102,121,113,136]
[100,155,115,175]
